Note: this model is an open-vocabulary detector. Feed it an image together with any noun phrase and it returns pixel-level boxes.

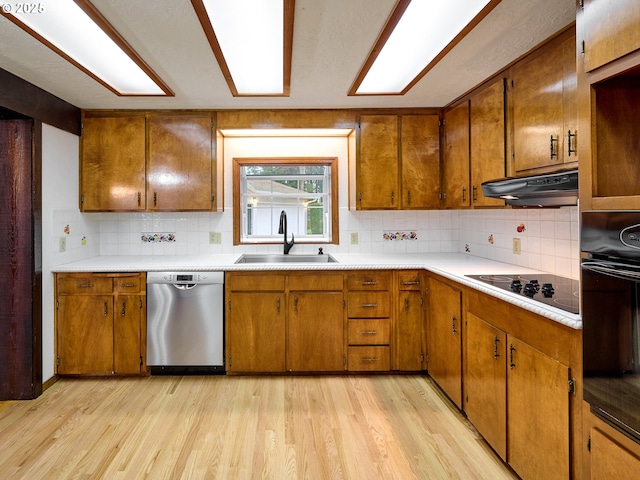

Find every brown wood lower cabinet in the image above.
[465,288,579,480]
[56,273,146,375]
[394,270,426,371]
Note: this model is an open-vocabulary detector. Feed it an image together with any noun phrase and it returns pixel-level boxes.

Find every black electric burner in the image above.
[465,274,580,315]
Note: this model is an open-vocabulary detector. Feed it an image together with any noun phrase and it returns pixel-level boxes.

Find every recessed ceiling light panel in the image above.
[351,0,501,95]
[1,0,173,96]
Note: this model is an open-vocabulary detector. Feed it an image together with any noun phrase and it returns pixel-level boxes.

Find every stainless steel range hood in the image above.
[481,169,578,207]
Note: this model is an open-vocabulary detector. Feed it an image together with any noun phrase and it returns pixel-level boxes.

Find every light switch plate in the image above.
[209,232,222,244]
[59,237,66,252]
[350,232,359,245]
[512,237,521,255]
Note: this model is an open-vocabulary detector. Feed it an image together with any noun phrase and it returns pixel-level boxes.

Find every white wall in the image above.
[42,124,84,382]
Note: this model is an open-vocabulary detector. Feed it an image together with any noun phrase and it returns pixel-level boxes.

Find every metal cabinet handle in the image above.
[76,283,94,288]
[462,187,467,203]
[472,186,478,202]
[494,335,500,359]
[567,130,577,157]
[402,281,420,286]
[362,358,378,363]
[153,192,157,207]
[277,297,280,314]
[361,281,378,286]
[510,344,516,369]
[451,316,457,334]
[294,296,298,314]
[103,301,108,317]
[120,283,137,288]
[361,331,378,335]
[361,303,378,308]
[550,135,558,158]
[391,190,395,205]
[137,192,141,207]
[121,301,126,317]
[405,297,409,314]
[407,189,411,205]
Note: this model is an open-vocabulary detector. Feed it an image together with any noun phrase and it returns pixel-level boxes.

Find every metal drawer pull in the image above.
[361,331,378,335]
[510,344,516,369]
[121,301,126,316]
[494,335,500,359]
[403,281,420,285]
[362,358,378,363]
[361,303,378,308]
[120,283,137,288]
[567,130,577,156]
[361,281,378,285]
[550,134,558,158]
[451,316,457,334]
[103,301,108,317]
[77,283,94,288]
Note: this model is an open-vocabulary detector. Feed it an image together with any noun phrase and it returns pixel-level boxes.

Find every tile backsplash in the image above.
[50,205,579,279]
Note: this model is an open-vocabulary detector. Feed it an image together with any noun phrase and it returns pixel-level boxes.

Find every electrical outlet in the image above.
[209,232,222,244]
[513,237,521,255]
[350,232,359,245]
[59,237,66,252]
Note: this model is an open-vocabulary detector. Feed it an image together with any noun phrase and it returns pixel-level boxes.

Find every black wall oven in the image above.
[582,211,640,444]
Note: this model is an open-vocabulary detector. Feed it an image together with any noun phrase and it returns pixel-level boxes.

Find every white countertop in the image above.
[52,253,581,329]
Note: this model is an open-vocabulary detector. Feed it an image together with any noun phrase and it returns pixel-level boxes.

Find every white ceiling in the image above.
[0,0,576,110]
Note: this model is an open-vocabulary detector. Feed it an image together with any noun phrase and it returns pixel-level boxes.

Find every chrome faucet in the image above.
[278,210,295,254]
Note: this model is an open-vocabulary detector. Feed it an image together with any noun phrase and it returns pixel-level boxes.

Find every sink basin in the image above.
[235,253,338,264]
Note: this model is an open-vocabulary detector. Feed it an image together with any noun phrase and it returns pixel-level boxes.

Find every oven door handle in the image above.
[582,260,640,281]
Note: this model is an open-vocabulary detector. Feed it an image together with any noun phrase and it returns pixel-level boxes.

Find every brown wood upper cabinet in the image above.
[355,114,440,210]
[80,111,216,212]
[512,30,577,174]
[582,0,640,72]
[442,101,470,208]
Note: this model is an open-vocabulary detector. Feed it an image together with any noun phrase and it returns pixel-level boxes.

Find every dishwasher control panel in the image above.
[147,271,224,285]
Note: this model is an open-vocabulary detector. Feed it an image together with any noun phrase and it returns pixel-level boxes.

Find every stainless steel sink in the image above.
[235,253,338,264]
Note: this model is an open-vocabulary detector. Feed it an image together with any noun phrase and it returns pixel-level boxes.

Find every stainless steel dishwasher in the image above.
[146,271,224,374]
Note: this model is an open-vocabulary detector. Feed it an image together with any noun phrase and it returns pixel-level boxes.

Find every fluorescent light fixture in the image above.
[350,0,501,95]
[192,0,294,96]
[220,128,353,137]
[1,0,173,96]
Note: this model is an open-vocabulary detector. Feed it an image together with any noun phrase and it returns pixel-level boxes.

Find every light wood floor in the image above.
[0,375,516,479]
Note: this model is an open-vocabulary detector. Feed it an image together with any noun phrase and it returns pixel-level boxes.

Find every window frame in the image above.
[233,157,339,245]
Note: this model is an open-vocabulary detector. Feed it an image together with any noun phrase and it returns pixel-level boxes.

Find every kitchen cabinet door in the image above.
[582,0,640,72]
[442,102,470,208]
[113,295,144,374]
[401,114,440,209]
[57,295,114,375]
[512,31,577,173]
[464,312,507,460]
[286,291,344,371]
[507,336,570,480]
[427,277,462,408]
[80,115,146,211]
[470,78,506,207]
[227,292,285,373]
[356,115,399,209]
[393,271,425,371]
[147,115,215,211]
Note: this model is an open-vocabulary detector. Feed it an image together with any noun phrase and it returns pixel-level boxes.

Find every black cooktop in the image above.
[466,274,580,315]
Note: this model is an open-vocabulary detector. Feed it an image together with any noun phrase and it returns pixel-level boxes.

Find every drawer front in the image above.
[345,271,392,291]
[398,271,423,291]
[56,275,113,294]
[348,346,390,371]
[347,292,390,318]
[114,274,144,293]
[348,320,390,345]
[288,273,343,291]
[226,273,285,291]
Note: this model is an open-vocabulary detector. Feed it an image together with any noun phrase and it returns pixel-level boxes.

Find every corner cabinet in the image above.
[80,111,218,212]
[426,276,463,408]
[355,114,440,210]
[55,272,146,375]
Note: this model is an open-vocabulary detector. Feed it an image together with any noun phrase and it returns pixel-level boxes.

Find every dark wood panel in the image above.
[0,119,41,399]
[0,68,80,135]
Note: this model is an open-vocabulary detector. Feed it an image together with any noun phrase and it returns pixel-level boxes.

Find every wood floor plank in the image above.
[0,375,517,479]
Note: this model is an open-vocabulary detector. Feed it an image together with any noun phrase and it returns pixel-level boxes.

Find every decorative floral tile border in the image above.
[141,232,176,243]
[383,231,418,241]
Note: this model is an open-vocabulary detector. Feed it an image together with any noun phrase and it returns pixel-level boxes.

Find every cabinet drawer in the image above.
[348,320,389,345]
[226,274,285,291]
[348,346,390,371]
[398,271,423,290]
[113,274,144,293]
[347,292,390,318]
[345,271,391,291]
[56,275,113,294]
[288,273,343,291]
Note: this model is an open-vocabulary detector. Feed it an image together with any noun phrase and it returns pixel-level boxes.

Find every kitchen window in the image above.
[233,157,338,245]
